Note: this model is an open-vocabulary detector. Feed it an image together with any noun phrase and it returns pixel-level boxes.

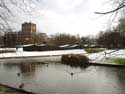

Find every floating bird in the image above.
[17,73,20,76]
[66,70,74,76]
[70,72,74,76]
[66,70,86,76]
[19,83,24,89]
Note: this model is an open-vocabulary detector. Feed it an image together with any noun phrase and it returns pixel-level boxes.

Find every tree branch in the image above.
[0,15,13,32]
[95,4,125,14]
[0,0,38,32]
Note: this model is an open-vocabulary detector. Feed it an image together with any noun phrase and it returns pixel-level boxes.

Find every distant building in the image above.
[0,31,4,46]
[4,32,17,47]
[21,22,36,45]
[22,22,36,33]
[3,22,49,47]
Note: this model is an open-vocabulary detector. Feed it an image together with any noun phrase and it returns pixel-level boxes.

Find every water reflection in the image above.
[0,61,125,94]
[3,63,19,70]
[19,63,36,77]
[115,68,125,93]
[59,60,89,70]
[3,62,47,77]
[62,62,89,69]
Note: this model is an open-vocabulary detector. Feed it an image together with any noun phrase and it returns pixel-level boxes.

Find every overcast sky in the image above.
[16,0,116,37]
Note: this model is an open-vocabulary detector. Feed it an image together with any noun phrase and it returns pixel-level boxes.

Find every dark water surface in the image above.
[0,60,125,94]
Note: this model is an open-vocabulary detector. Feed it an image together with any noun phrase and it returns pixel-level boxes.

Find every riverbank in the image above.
[89,62,125,67]
[0,84,36,94]
[0,48,125,65]
[0,49,86,59]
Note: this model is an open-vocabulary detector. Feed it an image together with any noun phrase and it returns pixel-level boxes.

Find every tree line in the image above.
[97,17,125,48]
[49,33,96,46]
[50,17,125,48]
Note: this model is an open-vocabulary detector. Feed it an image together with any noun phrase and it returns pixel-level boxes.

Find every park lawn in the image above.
[112,58,125,64]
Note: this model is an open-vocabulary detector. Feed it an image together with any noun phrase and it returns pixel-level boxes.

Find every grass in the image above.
[112,58,125,64]
[0,50,16,53]
[0,85,21,93]
[85,48,104,53]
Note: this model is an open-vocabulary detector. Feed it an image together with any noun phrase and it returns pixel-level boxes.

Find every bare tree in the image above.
[50,33,79,46]
[0,0,38,32]
[95,0,125,14]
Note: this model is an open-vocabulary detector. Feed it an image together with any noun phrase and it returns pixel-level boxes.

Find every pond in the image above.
[0,59,125,94]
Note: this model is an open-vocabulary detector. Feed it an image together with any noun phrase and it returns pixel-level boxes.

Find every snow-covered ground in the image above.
[0,48,16,51]
[0,48,86,58]
[0,48,87,63]
[0,48,125,63]
[88,49,125,63]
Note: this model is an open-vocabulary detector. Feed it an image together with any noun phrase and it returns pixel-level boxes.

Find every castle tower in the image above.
[21,22,36,44]
[22,22,36,33]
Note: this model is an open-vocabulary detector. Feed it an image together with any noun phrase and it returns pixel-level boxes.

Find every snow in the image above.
[70,45,78,48]
[0,48,86,58]
[0,48,125,64]
[59,44,70,47]
[20,44,36,47]
[90,45,96,47]
[88,49,125,63]
[38,44,47,46]
[0,48,16,51]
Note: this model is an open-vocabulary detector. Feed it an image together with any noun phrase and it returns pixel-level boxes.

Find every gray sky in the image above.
[16,0,116,36]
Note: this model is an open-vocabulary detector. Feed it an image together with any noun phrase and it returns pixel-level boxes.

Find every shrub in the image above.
[61,54,89,66]
[85,48,104,53]
[23,44,61,51]
[0,50,16,53]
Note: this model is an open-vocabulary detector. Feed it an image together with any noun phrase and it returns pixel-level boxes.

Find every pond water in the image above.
[0,59,125,94]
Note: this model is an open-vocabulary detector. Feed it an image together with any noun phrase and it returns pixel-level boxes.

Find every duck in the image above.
[70,72,74,76]
[19,83,24,89]
[17,73,20,76]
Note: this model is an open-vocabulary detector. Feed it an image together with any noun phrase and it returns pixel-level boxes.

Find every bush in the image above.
[0,50,16,53]
[61,54,89,66]
[23,44,61,51]
[85,48,104,53]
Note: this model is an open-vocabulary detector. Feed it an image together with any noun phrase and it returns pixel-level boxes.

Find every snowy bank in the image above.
[0,49,86,59]
[88,49,125,63]
[0,48,125,64]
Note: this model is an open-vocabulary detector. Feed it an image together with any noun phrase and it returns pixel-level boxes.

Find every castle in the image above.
[3,22,48,47]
